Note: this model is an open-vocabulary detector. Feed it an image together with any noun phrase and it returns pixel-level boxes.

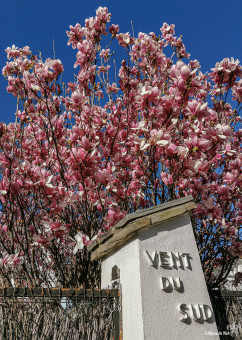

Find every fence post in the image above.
[113,289,121,340]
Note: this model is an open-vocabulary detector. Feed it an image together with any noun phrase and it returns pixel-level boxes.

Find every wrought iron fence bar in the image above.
[0,287,119,298]
[221,290,242,297]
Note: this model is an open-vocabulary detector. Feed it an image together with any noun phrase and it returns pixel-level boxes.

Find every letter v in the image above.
[146,251,159,268]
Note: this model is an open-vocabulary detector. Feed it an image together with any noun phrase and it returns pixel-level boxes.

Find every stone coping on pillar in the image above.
[88,196,196,261]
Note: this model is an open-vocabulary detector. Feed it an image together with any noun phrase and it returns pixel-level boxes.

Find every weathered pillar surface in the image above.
[88,196,219,340]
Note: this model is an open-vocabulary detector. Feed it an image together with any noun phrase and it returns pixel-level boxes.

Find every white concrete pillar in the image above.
[88,196,219,339]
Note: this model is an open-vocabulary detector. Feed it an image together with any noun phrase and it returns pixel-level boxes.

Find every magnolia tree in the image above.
[0,7,241,289]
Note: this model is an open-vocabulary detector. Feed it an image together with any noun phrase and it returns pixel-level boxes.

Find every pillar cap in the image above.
[88,196,196,261]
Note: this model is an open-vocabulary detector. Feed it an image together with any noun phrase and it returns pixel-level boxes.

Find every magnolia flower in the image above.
[0,122,6,137]
[11,253,24,267]
[140,140,150,151]
[32,233,54,247]
[109,24,119,36]
[72,232,90,254]
[45,175,54,188]
[0,251,23,268]
[0,252,14,267]
[203,198,214,210]
[139,83,159,104]
[117,33,131,45]
[73,233,84,254]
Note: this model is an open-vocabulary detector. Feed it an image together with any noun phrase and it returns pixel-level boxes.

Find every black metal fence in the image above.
[0,288,121,340]
[1,286,241,339]
[210,289,242,339]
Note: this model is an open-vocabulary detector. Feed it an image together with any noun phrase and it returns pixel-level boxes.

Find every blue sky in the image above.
[1,0,242,124]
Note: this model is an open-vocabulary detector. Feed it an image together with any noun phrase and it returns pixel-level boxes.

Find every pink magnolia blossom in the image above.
[32,234,54,247]
[232,79,242,102]
[11,253,24,267]
[109,24,119,36]
[72,232,90,254]
[0,252,14,267]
